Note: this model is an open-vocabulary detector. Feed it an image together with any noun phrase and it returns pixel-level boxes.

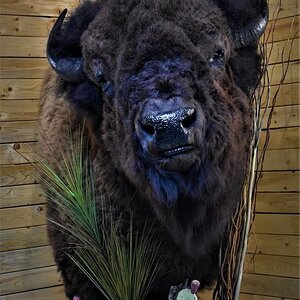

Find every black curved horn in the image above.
[234,2,268,47]
[47,9,85,83]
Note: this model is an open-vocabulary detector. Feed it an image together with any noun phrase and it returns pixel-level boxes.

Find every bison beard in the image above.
[39,0,267,299]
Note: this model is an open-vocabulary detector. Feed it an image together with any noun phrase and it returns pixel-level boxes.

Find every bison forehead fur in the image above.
[40,0,265,299]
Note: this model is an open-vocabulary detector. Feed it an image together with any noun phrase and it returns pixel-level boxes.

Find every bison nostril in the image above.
[182,109,196,128]
[141,123,155,135]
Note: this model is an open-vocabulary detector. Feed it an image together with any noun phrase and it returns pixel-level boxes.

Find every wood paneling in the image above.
[241,274,299,299]
[0,36,47,57]
[0,204,47,230]
[0,100,39,121]
[268,61,299,85]
[255,192,300,213]
[0,2,72,299]
[0,286,67,300]
[0,246,54,273]
[257,171,299,192]
[0,79,42,99]
[239,295,293,300]
[262,83,299,108]
[248,234,299,257]
[0,121,38,143]
[0,164,37,187]
[265,15,299,43]
[0,225,48,251]
[0,0,77,17]
[253,254,299,278]
[262,105,300,129]
[0,58,48,79]
[259,148,299,171]
[0,184,45,208]
[259,127,299,150]
[268,0,299,20]
[267,37,299,65]
[243,253,299,278]
[197,290,293,300]
[0,16,55,37]
[254,214,299,235]
[0,265,63,295]
[0,142,37,165]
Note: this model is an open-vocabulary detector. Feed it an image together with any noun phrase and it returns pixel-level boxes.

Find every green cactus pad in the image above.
[176,289,198,300]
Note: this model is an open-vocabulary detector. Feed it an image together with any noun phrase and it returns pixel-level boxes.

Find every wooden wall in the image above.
[199,1,300,299]
[0,1,299,299]
[0,1,78,299]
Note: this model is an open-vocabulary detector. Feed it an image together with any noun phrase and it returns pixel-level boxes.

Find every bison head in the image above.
[47,0,267,212]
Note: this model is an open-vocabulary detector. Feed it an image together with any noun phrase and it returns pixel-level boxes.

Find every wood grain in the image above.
[253,254,299,278]
[0,265,62,295]
[1,0,295,19]
[240,294,292,300]
[0,36,47,57]
[0,142,37,165]
[0,164,37,187]
[0,225,48,251]
[243,253,296,278]
[259,127,299,150]
[0,100,39,121]
[0,246,54,273]
[262,83,299,108]
[0,121,38,143]
[267,37,299,65]
[248,233,299,257]
[262,104,299,129]
[256,192,300,213]
[0,58,48,79]
[0,79,42,99]
[265,15,299,43]
[0,204,46,230]
[0,184,45,208]
[254,214,299,235]
[198,290,287,300]
[259,148,299,171]
[265,15,299,42]
[0,16,56,37]
[257,171,299,192]
[268,61,299,86]
[241,274,300,299]
[0,285,67,300]
[0,0,77,17]
[268,0,299,20]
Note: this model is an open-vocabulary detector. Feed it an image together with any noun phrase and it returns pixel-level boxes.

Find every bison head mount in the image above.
[45,0,267,246]
[47,0,267,207]
[42,0,268,294]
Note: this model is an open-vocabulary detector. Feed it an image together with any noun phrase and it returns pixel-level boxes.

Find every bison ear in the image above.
[217,0,268,47]
[87,58,115,98]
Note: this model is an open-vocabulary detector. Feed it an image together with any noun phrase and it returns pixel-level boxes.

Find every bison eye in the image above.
[209,49,225,66]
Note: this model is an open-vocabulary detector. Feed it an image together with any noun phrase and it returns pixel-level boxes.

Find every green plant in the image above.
[36,132,164,300]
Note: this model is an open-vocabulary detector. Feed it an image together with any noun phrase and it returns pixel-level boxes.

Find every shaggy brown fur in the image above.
[39,0,265,299]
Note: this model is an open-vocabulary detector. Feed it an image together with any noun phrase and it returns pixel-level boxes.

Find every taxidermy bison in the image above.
[39,0,268,299]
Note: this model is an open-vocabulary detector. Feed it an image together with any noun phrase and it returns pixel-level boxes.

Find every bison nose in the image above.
[138,108,197,156]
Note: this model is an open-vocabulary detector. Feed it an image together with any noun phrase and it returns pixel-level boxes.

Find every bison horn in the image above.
[234,2,268,47]
[47,9,85,83]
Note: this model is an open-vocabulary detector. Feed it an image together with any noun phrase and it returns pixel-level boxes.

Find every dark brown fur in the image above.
[39,0,262,299]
